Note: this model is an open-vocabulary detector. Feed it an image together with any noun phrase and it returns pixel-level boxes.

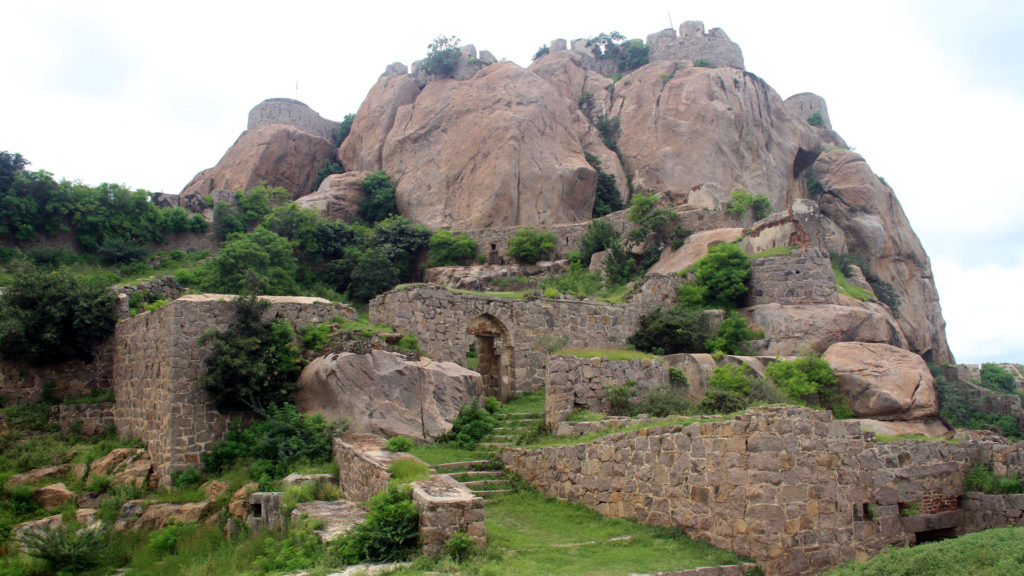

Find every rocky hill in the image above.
[176,21,951,365]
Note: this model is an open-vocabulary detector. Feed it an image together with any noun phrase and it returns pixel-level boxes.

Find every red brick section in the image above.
[920,490,960,514]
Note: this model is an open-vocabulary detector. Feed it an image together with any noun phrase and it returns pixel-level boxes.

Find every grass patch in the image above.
[334,315,394,338]
[524,415,730,448]
[407,444,492,466]
[566,409,605,422]
[389,491,745,575]
[388,458,432,483]
[555,348,662,361]
[873,433,958,443]
[748,245,796,259]
[501,390,545,414]
[450,288,529,300]
[824,526,1024,575]
[152,487,208,504]
[833,266,874,301]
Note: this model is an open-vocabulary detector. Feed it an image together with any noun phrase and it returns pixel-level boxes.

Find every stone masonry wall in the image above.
[412,475,486,554]
[114,295,355,485]
[0,340,114,405]
[332,434,394,502]
[748,249,838,306]
[369,277,683,391]
[545,355,669,430]
[50,402,116,435]
[502,406,1024,576]
[247,98,340,142]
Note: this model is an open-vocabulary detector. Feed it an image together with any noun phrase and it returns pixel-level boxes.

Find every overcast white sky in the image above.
[3,1,1022,365]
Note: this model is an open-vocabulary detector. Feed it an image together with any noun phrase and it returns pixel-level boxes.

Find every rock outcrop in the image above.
[811,149,952,363]
[180,124,336,201]
[295,171,370,223]
[614,63,821,209]
[746,303,907,356]
[295,350,482,439]
[823,342,939,420]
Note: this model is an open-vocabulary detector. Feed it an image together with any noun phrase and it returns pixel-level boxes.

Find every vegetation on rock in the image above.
[506,227,557,264]
[427,229,478,268]
[422,35,461,79]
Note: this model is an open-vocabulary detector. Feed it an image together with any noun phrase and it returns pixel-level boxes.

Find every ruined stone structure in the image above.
[369,277,684,392]
[247,98,340,142]
[747,249,838,306]
[413,475,486,554]
[0,340,114,405]
[49,402,115,436]
[113,295,355,484]
[502,406,1024,576]
[332,433,405,502]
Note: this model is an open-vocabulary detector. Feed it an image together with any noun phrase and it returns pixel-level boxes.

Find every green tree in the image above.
[348,247,400,302]
[626,191,680,248]
[0,264,117,365]
[981,363,1017,393]
[705,311,763,355]
[422,35,462,78]
[199,295,304,413]
[359,170,398,224]
[602,240,640,284]
[692,243,751,308]
[506,227,557,264]
[724,189,772,220]
[198,226,299,295]
[369,216,431,279]
[766,354,839,405]
[428,229,478,267]
[585,152,624,217]
[628,305,710,354]
[579,218,620,265]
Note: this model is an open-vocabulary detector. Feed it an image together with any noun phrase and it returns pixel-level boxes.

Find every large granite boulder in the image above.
[745,303,907,356]
[339,64,421,173]
[811,149,952,364]
[295,350,482,439]
[295,171,370,223]
[614,63,821,210]
[823,342,939,420]
[180,124,336,201]
[647,227,744,275]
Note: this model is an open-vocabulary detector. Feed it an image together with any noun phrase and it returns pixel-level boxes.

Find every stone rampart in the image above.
[644,22,744,69]
[0,340,114,406]
[332,434,397,502]
[502,405,1024,576]
[50,402,116,435]
[369,277,684,392]
[113,294,355,485]
[748,249,838,306]
[247,98,340,142]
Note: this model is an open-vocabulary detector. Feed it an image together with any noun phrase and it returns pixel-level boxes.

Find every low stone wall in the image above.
[748,249,838,306]
[961,492,1024,532]
[332,434,397,502]
[116,277,185,319]
[113,294,356,485]
[369,276,684,392]
[50,402,116,435]
[0,340,114,406]
[502,405,1024,576]
[412,475,486,554]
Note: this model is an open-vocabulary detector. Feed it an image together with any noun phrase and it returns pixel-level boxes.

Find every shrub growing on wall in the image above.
[0,264,117,365]
[628,305,710,355]
[359,170,398,224]
[692,243,751,308]
[506,227,557,264]
[428,229,478,267]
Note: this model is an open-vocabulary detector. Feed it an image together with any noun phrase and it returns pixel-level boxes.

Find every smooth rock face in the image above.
[647,227,744,275]
[339,68,421,172]
[180,124,336,201]
[812,149,952,364]
[295,350,482,439]
[32,483,74,510]
[853,418,949,437]
[823,342,939,420]
[615,64,821,210]
[746,303,907,356]
[296,171,370,222]
[134,501,212,531]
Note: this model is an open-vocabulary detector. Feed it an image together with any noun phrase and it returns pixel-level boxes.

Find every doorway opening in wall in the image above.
[466,314,515,401]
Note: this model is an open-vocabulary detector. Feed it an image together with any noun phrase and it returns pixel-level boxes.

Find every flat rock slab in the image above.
[291,500,366,542]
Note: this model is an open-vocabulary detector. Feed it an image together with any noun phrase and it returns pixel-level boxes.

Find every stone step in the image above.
[480,442,514,449]
[498,412,543,420]
[490,434,518,441]
[448,469,503,478]
[462,479,507,489]
[474,489,513,498]
[432,460,494,472]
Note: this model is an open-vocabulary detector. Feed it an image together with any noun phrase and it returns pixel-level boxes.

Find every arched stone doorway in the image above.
[466,314,515,401]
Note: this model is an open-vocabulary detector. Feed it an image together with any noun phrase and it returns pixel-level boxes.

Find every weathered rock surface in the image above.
[745,303,907,356]
[424,261,568,291]
[7,464,84,488]
[180,124,335,201]
[32,483,74,510]
[853,418,950,437]
[614,64,821,210]
[290,500,366,542]
[89,448,144,477]
[647,227,744,275]
[295,350,482,439]
[295,171,370,222]
[823,342,939,420]
[134,501,212,531]
[339,65,421,172]
[811,149,952,364]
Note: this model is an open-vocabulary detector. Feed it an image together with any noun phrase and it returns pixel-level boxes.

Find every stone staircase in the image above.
[480,412,544,450]
[432,459,510,500]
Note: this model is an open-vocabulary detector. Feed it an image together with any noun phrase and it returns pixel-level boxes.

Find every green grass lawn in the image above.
[501,390,545,414]
[407,444,492,465]
[386,491,745,576]
[554,348,662,361]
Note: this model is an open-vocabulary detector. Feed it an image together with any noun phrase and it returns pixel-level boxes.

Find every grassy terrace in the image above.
[554,347,662,361]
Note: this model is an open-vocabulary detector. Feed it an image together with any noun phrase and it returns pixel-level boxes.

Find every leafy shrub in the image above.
[395,333,420,354]
[194,226,299,295]
[428,229,478,267]
[386,435,414,452]
[694,58,713,68]
[631,386,693,417]
[765,353,843,413]
[254,519,325,572]
[585,153,624,218]
[331,486,419,563]
[697,389,746,414]
[202,404,338,481]
[422,35,462,78]
[705,311,763,355]
[691,243,752,308]
[669,225,692,249]
[806,172,825,196]
[170,467,204,488]
[619,39,650,71]
[311,159,344,192]
[724,189,772,220]
[484,396,501,414]
[593,115,620,151]
[963,463,1023,494]
[807,111,824,127]
[629,305,710,354]
[981,363,1016,393]
[869,278,901,318]
[18,525,110,573]
[347,247,400,302]
[300,323,331,351]
[708,364,756,396]
[334,113,355,147]
[669,367,689,388]
[359,170,398,224]
[602,241,641,284]
[507,227,557,264]
[606,380,638,416]
[97,237,148,266]
[578,218,619,266]
[444,532,477,560]
[199,295,304,413]
[532,45,549,60]
[626,191,680,248]
[0,264,117,365]
[147,522,200,558]
[439,404,497,449]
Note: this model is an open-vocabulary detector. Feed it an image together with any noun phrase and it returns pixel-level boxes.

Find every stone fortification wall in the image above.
[369,277,683,391]
[116,277,185,319]
[113,295,355,485]
[247,98,340,142]
[412,475,486,554]
[502,405,1024,576]
[748,249,838,306]
[49,402,116,435]
[0,340,114,406]
[332,434,397,502]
